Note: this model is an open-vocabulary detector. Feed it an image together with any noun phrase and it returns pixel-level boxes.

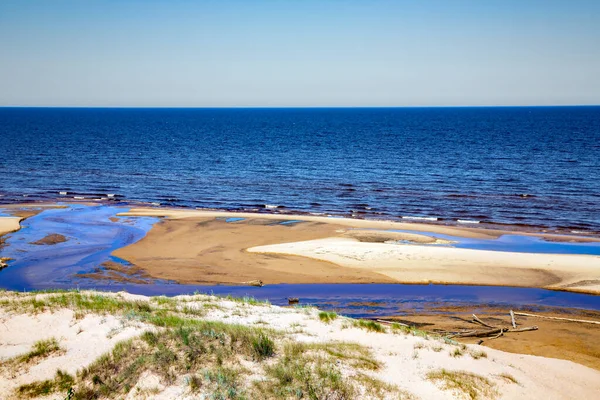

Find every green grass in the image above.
[318,311,338,323]
[426,369,497,400]
[16,337,62,364]
[252,333,275,360]
[353,319,386,333]
[16,369,74,398]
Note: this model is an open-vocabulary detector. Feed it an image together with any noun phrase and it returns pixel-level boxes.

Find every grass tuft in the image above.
[16,369,74,398]
[353,319,386,333]
[470,350,488,360]
[17,337,62,364]
[450,347,464,358]
[427,369,497,400]
[498,372,519,384]
[252,333,275,360]
[318,311,338,323]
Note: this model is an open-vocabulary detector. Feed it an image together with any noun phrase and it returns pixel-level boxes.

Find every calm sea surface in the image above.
[1,107,599,232]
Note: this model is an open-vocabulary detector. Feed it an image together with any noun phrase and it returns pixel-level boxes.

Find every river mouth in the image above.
[1,204,599,317]
[0,204,160,289]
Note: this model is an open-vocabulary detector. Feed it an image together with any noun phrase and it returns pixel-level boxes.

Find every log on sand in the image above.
[514,312,600,325]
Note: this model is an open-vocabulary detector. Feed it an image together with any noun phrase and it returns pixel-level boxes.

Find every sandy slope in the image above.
[249,237,600,294]
[1,291,599,399]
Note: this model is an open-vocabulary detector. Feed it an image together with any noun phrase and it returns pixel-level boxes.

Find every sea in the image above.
[1,106,599,233]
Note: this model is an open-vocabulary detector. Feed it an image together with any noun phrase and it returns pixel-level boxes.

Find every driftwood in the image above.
[243,280,263,287]
[514,312,600,325]
[472,314,497,329]
[287,297,299,304]
[510,310,517,329]
[376,319,410,327]
[454,328,504,338]
[488,330,504,340]
[509,326,538,332]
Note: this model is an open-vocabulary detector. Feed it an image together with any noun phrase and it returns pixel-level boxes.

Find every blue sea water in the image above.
[0,107,599,232]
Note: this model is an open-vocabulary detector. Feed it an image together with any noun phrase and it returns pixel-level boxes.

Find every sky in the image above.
[0,0,599,107]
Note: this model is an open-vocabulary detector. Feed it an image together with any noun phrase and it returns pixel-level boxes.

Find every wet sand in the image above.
[113,217,394,285]
[116,209,600,294]
[385,307,600,371]
[30,233,68,246]
[119,207,600,243]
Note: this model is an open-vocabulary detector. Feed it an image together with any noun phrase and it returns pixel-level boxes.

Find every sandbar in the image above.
[114,209,600,294]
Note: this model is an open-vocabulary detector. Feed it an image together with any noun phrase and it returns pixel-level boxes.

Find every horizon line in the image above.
[1,104,599,109]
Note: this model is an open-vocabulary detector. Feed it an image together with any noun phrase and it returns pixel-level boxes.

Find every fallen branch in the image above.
[454,328,503,338]
[489,330,504,340]
[508,326,538,333]
[510,310,517,329]
[514,312,600,325]
[472,314,497,329]
[376,319,410,327]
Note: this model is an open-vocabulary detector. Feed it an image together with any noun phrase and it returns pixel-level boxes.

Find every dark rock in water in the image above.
[288,297,299,305]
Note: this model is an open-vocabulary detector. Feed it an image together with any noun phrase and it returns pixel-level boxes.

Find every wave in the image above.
[401,216,439,221]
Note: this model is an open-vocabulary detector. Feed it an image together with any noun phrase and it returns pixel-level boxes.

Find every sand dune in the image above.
[2,290,600,399]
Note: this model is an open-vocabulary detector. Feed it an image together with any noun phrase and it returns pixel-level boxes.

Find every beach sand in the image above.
[113,217,394,285]
[2,290,600,399]
[385,306,600,372]
[116,208,600,294]
[0,217,22,237]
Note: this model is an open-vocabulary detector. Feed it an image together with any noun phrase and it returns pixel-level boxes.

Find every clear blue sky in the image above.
[1,0,599,107]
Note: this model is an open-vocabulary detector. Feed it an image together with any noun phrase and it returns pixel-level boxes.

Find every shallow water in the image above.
[390,229,600,255]
[13,282,600,318]
[0,204,158,289]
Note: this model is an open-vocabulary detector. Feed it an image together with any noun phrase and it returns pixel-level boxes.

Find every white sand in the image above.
[0,217,22,237]
[249,237,600,294]
[1,291,599,399]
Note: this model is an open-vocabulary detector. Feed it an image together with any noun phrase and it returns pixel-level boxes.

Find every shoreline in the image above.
[3,197,600,240]
[2,202,600,295]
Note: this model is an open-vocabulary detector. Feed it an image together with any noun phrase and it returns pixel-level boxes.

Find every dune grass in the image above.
[426,369,497,400]
[16,370,74,398]
[353,319,386,333]
[318,311,338,323]
[16,338,62,364]
[6,291,411,399]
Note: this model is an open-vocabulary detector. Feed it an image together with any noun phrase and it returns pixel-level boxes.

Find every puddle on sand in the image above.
[216,217,246,223]
[0,204,158,289]
[389,229,600,255]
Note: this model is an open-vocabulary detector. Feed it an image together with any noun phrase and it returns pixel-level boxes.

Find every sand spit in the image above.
[1,290,600,400]
[249,237,600,294]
